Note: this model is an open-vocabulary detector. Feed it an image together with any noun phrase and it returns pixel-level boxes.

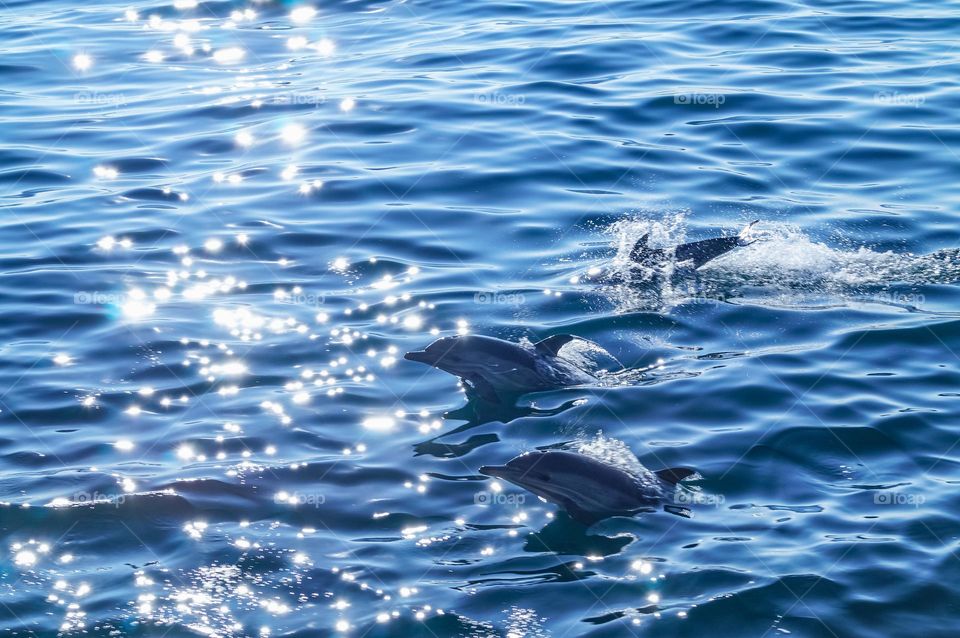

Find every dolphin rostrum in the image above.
[404,334,603,403]
[631,220,759,270]
[479,450,696,524]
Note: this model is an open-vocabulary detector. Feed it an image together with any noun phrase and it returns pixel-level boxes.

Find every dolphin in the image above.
[479,450,696,524]
[404,334,602,403]
[631,220,759,270]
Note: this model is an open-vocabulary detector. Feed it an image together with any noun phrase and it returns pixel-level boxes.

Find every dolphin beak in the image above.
[479,465,511,479]
[404,350,434,365]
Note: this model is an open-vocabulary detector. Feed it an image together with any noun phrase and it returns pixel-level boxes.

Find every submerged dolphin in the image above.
[631,220,759,270]
[479,450,695,524]
[404,334,602,403]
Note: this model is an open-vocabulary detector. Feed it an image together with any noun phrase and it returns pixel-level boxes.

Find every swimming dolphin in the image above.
[631,220,759,270]
[479,450,695,524]
[404,334,601,403]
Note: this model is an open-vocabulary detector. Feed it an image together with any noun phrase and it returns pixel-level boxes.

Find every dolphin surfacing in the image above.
[479,450,696,524]
[404,334,603,403]
[631,220,759,270]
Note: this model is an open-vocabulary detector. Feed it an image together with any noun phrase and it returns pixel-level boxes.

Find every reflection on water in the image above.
[3,0,960,635]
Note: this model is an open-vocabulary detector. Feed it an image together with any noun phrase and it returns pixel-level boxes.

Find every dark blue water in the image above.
[3,0,960,636]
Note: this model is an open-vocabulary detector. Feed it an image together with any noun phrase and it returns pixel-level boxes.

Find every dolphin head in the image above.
[479,450,553,484]
[404,335,535,377]
[403,336,456,367]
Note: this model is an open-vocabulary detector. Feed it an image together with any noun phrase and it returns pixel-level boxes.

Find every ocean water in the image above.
[2,0,960,636]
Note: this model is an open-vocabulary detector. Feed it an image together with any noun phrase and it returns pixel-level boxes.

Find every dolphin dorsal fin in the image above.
[629,233,650,262]
[655,467,698,484]
[533,334,576,357]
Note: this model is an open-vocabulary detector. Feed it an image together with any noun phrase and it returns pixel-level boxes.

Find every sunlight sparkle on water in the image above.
[280,123,307,145]
[173,33,194,55]
[363,416,395,432]
[290,6,317,23]
[314,38,336,56]
[287,36,308,51]
[213,47,245,64]
[235,130,254,148]
[121,289,156,319]
[204,238,224,253]
[72,53,92,71]
[93,166,118,179]
[15,550,37,567]
[299,180,323,195]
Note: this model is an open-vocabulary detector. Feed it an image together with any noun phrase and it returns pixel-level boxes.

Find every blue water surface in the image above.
[2,0,960,636]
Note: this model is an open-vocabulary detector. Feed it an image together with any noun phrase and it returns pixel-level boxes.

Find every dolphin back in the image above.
[630,220,758,270]
[674,236,742,269]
